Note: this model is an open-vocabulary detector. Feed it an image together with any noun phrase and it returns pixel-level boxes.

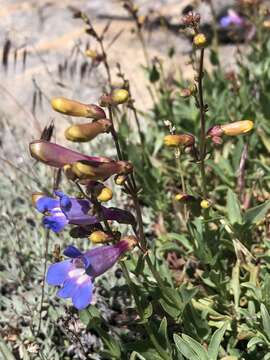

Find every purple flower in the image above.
[219,9,244,28]
[34,191,136,232]
[46,239,135,310]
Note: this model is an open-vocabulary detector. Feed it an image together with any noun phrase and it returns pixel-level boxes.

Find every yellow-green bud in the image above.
[193,33,207,48]
[97,187,113,202]
[51,97,105,119]
[200,199,211,209]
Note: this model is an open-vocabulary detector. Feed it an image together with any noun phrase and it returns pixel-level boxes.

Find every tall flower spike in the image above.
[46,237,137,310]
[33,190,136,232]
[65,119,112,142]
[29,140,112,168]
[51,97,106,119]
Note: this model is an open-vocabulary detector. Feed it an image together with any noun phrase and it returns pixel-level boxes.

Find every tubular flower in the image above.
[164,134,195,147]
[29,140,111,168]
[99,89,129,107]
[68,160,133,182]
[33,191,136,232]
[65,119,112,142]
[46,237,137,310]
[51,97,106,119]
[207,120,254,142]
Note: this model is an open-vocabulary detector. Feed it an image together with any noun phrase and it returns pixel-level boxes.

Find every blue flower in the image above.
[46,239,134,310]
[34,190,136,232]
[219,9,244,28]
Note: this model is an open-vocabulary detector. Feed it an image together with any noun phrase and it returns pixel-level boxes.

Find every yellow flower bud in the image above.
[164,134,195,147]
[99,89,129,107]
[263,20,270,29]
[112,89,129,104]
[175,194,185,201]
[65,119,112,142]
[114,175,127,185]
[89,231,111,244]
[97,187,113,202]
[193,33,207,48]
[85,49,98,59]
[221,120,254,136]
[200,199,211,209]
[51,97,105,119]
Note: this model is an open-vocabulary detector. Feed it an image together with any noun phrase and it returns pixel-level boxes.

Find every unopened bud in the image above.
[97,186,113,202]
[89,231,112,244]
[193,33,207,48]
[164,134,195,147]
[114,174,127,185]
[65,119,112,142]
[175,193,195,202]
[200,199,211,209]
[51,97,106,119]
[121,235,138,250]
[221,120,254,136]
[99,89,129,107]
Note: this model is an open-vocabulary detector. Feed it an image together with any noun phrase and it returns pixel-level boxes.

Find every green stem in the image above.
[197,48,207,199]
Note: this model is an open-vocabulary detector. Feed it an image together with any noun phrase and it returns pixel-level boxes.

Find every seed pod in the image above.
[221,120,254,136]
[99,89,129,107]
[164,134,195,147]
[65,119,112,142]
[193,33,207,48]
[51,97,105,119]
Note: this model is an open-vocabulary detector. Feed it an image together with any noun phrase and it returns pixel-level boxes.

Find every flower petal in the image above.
[35,197,59,213]
[64,245,82,258]
[57,278,77,298]
[43,211,68,232]
[72,276,93,310]
[46,260,73,285]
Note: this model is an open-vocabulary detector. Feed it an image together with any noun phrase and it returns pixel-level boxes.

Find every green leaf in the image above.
[243,201,270,226]
[231,263,240,309]
[173,334,200,360]
[130,352,147,360]
[158,317,170,350]
[247,336,264,349]
[226,189,243,225]
[181,334,208,360]
[149,64,160,83]
[261,304,270,341]
[208,322,228,360]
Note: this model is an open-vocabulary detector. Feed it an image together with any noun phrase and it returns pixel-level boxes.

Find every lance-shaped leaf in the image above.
[29,140,112,168]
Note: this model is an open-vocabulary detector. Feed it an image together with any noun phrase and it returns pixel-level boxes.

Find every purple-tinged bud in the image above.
[207,120,254,139]
[29,140,112,168]
[207,125,223,138]
[69,160,133,181]
[65,119,112,142]
[51,97,106,119]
